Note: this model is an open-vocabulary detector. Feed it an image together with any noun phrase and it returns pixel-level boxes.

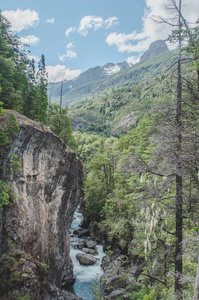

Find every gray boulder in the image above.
[73,229,90,237]
[82,248,98,255]
[84,240,97,249]
[108,289,125,299]
[76,253,97,265]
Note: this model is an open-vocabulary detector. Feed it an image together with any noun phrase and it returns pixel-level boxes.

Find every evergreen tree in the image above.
[0,12,48,123]
[35,54,48,123]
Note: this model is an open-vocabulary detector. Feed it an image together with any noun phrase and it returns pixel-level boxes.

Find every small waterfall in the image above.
[67,209,105,300]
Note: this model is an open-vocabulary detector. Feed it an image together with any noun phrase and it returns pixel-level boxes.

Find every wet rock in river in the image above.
[81,248,98,255]
[76,253,98,266]
[70,238,78,243]
[84,240,97,249]
[73,229,90,237]
[75,242,85,250]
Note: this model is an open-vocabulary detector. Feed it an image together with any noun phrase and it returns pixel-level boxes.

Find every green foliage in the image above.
[84,136,119,222]
[16,294,31,300]
[0,111,20,210]
[168,21,199,73]
[129,286,158,300]
[6,113,20,139]
[73,131,104,161]
[92,282,104,300]
[41,262,49,274]
[34,54,48,123]
[0,179,9,207]
[0,101,5,115]
[47,103,77,149]
[9,153,22,172]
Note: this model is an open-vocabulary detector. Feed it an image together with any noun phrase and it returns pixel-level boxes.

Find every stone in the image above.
[60,290,82,300]
[84,240,97,249]
[108,289,125,299]
[47,284,82,300]
[21,273,30,278]
[73,228,90,237]
[61,263,76,288]
[70,238,78,243]
[76,253,97,266]
[81,248,98,256]
[75,242,84,250]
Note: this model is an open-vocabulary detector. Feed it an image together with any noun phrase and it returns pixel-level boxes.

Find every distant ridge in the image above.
[48,41,172,106]
[48,61,130,100]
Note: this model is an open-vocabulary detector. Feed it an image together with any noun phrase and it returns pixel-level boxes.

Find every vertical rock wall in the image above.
[0,111,83,298]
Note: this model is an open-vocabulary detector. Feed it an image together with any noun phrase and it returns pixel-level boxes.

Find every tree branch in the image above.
[142,270,167,286]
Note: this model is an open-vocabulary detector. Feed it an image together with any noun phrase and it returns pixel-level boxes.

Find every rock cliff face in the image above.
[0,111,83,299]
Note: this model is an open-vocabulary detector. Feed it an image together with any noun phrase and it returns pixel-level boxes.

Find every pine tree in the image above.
[35,54,48,123]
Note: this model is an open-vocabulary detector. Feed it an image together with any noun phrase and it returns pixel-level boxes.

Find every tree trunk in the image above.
[175,1,183,299]
[60,79,63,115]
[194,257,199,300]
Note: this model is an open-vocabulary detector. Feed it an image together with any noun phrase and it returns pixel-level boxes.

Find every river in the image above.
[67,209,105,300]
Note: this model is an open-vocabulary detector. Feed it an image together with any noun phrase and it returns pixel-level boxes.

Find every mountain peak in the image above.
[140,40,169,61]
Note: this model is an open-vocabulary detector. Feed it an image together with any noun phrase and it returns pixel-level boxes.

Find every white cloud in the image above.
[45,18,55,24]
[66,42,74,49]
[59,50,77,61]
[78,15,119,36]
[65,26,76,36]
[2,9,39,32]
[104,65,121,75]
[104,17,119,28]
[20,35,40,46]
[182,0,199,24]
[126,55,141,65]
[59,43,77,61]
[46,65,81,82]
[106,31,150,53]
[106,0,199,57]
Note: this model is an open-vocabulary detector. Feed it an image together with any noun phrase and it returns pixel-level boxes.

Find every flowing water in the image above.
[67,209,105,300]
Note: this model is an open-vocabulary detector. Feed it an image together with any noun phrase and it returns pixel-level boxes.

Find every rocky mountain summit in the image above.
[140,40,169,61]
[0,111,83,299]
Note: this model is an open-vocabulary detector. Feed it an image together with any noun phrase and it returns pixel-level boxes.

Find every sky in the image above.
[1,0,199,82]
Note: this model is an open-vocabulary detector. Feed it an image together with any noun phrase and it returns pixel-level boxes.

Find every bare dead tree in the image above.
[60,72,65,115]
[175,1,183,298]
[151,1,184,298]
[194,257,199,300]
[47,79,55,117]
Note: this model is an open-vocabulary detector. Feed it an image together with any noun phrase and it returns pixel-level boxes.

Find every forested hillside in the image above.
[71,14,199,300]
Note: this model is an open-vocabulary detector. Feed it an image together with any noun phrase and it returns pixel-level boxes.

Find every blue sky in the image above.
[2,0,199,82]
